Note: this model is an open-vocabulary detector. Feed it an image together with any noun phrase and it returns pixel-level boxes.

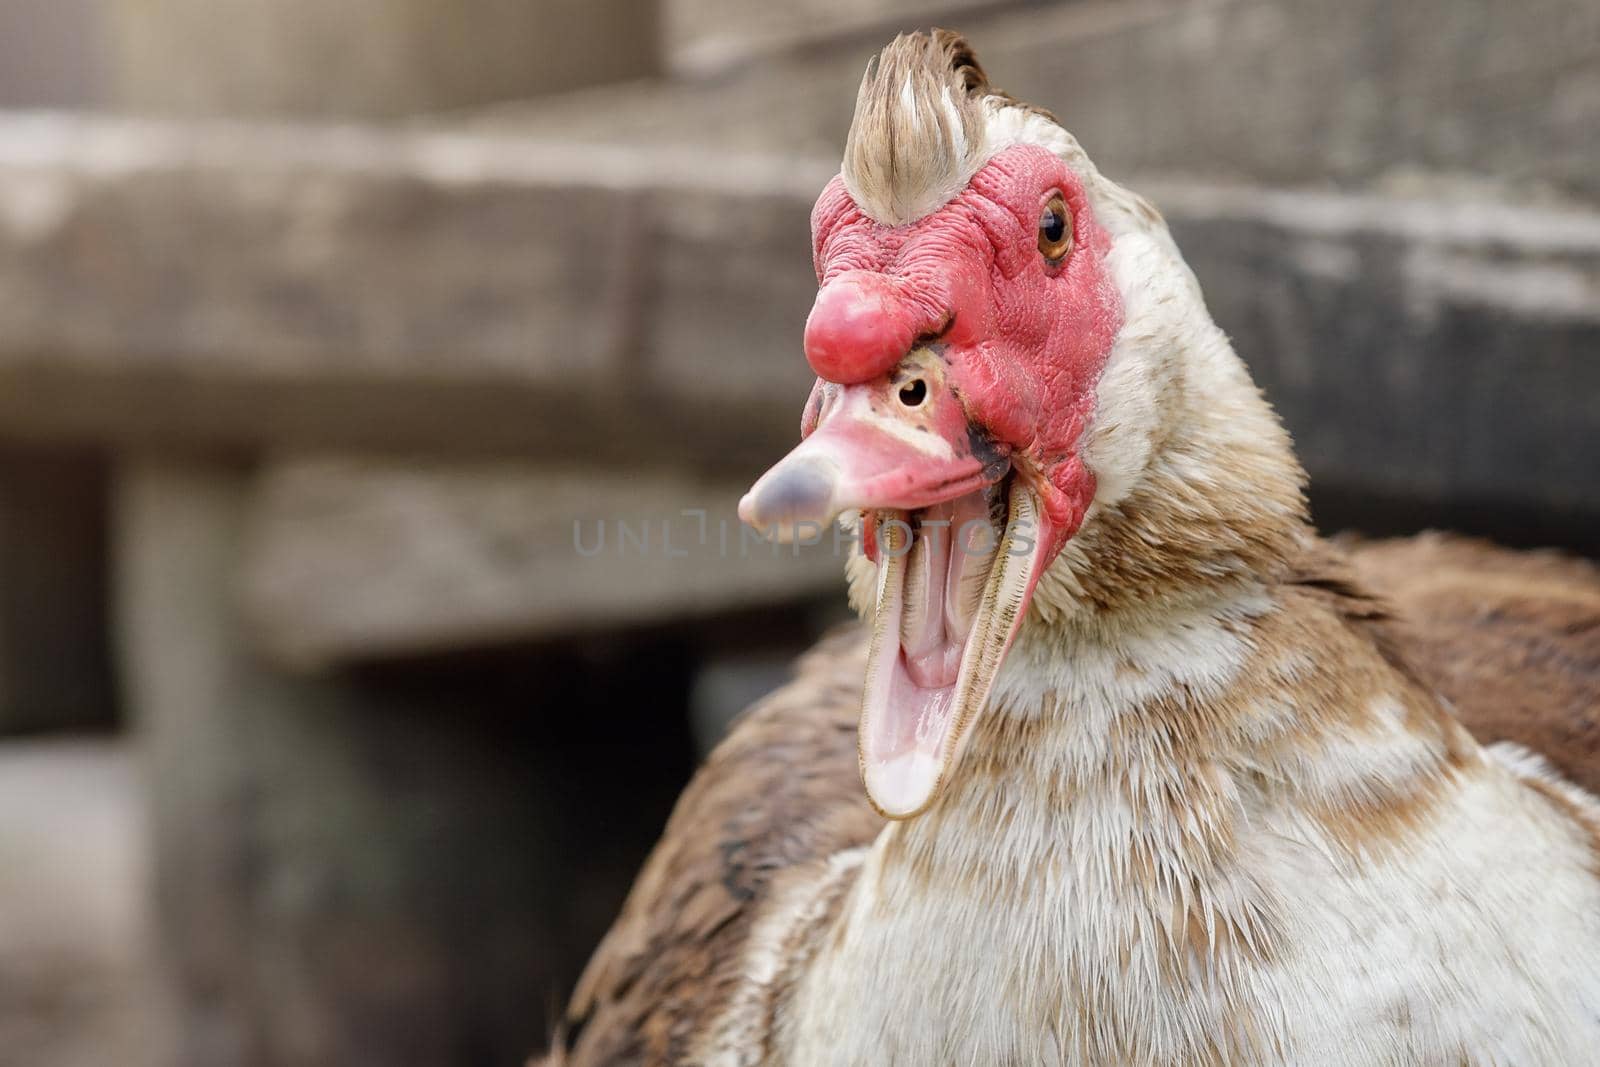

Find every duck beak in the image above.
[737,368,1001,543]
[739,354,1049,819]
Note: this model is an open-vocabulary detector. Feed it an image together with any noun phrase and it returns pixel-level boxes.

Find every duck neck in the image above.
[869,576,1279,904]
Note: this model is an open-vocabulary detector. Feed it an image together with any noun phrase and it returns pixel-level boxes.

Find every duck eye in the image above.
[1037,194,1072,263]
[898,378,928,407]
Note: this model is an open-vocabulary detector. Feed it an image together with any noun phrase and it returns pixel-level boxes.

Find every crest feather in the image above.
[841,30,994,227]
[841,30,1166,244]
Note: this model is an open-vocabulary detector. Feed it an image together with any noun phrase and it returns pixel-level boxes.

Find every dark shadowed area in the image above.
[0,1,1595,1064]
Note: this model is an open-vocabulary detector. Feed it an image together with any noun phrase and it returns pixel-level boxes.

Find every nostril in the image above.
[898,378,928,408]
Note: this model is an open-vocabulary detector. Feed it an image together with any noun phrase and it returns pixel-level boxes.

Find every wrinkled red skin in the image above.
[800,144,1124,566]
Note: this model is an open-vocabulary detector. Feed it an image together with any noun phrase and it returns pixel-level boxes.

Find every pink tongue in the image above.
[879,654,957,761]
[878,493,990,760]
[901,506,960,689]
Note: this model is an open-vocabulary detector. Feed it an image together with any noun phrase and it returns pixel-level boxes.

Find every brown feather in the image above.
[1346,533,1600,794]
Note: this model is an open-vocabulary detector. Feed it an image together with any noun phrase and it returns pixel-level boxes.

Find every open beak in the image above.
[740,353,1053,818]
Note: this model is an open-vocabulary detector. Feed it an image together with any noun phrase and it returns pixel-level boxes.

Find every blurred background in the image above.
[0,1,1595,1065]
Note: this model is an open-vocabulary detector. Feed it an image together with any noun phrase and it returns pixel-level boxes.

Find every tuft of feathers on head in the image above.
[839,29,1147,235]
[841,30,998,227]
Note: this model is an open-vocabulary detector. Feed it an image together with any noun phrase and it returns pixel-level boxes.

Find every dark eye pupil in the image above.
[1040,211,1065,242]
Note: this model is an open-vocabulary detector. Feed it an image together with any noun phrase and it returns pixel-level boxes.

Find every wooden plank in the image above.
[2,118,1596,494]
[0,115,826,465]
[1151,179,1600,524]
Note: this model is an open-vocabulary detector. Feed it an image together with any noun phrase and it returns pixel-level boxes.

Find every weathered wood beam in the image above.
[0,115,827,468]
[1,114,1595,502]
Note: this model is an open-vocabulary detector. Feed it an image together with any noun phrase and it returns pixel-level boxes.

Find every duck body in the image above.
[551,29,1600,1067]
[769,561,1600,1066]
[564,534,1600,1067]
